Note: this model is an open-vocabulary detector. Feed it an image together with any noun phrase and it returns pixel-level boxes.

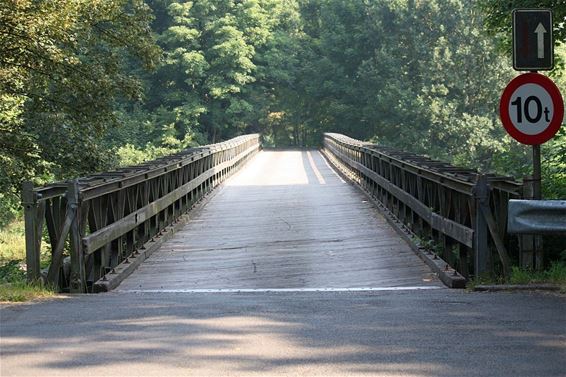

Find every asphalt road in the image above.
[1,289,565,376]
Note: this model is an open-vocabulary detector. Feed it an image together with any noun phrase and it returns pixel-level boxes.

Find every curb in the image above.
[473,284,562,292]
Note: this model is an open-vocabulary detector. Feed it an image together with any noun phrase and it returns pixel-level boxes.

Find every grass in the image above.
[509,263,566,287]
[0,281,55,302]
[0,219,26,262]
[468,262,566,291]
[0,219,55,302]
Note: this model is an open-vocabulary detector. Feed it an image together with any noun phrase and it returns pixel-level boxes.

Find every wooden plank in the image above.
[118,151,440,291]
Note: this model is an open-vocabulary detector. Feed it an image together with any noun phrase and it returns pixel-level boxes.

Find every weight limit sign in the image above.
[500,73,564,145]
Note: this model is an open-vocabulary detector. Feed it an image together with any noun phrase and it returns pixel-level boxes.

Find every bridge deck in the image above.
[118,150,439,291]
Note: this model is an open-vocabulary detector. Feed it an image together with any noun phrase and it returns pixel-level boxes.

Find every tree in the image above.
[479,1,566,75]
[0,0,160,225]
[272,0,516,167]
[480,0,566,48]
[138,0,286,145]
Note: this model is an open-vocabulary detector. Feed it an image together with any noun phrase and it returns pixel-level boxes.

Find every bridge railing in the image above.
[322,133,524,279]
[23,134,260,292]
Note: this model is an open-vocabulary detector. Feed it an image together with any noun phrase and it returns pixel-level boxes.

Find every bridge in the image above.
[7,133,565,377]
[22,133,524,293]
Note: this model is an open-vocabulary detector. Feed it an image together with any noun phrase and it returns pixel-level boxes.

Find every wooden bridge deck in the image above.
[118,150,440,291]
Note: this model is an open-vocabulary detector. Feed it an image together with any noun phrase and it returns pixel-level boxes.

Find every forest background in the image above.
[0,0,565,279]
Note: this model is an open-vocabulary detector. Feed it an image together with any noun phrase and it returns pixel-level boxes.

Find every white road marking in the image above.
[318,151,346,183]
[116,286,443,293]
[307,151,326,185]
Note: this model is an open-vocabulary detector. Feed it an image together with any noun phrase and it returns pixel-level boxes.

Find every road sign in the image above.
[513,9,553,71]
[499,73,564,145]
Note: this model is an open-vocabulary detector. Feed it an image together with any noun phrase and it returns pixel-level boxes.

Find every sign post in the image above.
[503,9,562,269]
[510,9,558,201]
[500,72,564,269]
[511,8,555,203]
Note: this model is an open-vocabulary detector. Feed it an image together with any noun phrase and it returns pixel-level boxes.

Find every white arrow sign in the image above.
[534,22,547,59]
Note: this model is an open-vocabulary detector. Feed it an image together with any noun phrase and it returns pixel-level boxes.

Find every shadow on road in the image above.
[1,290,565,376]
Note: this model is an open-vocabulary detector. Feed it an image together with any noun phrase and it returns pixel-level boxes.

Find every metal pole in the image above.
[519,178,535,269]
[532,144,542,200]
[532,144,544,269]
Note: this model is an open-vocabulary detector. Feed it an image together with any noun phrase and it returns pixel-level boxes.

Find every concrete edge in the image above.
[473,284,562,292]
[319,148,467,289]
[93,150,259,293]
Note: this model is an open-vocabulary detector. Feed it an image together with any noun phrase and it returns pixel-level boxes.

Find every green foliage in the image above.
[542,128,566,198]
[0,260,25,283]
[137,0,286,144]
[468,261,566,289]
[0,193,21,229]
[0,220,25,263]
[0,0,161,223]
[0,281,55,302]
[0,223,56,302]
[509,262,566,286]
[479,0,566,59]
[270,0,519,166]
[0,219,56,301]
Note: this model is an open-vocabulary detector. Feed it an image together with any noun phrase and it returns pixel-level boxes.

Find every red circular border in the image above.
[499,73,564,145]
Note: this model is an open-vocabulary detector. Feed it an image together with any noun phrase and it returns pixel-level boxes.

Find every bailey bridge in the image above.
[22,133,524,293]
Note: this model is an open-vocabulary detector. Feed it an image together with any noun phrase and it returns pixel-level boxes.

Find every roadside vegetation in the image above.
[0,0,564,299]
[0,276,55,303]
[470,261,566,292]
[509,263,566,287]
[0,222,55,302]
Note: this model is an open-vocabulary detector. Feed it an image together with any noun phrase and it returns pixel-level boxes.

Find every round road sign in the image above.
[500,72,564,145]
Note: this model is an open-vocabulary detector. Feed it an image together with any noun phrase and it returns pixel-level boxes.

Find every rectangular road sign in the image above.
[513,9,553,71]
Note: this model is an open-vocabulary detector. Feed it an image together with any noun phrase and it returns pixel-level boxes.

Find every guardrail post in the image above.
[22,181,41,282]
[68,180,85,293]
[473,175,489,276]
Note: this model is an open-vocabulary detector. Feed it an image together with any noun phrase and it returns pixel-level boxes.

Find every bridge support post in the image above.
[473,175,489,277]
[68,180,86,293]
[22,181,41,282]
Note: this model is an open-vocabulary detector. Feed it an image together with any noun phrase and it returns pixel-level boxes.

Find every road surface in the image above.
[1,290,564,376]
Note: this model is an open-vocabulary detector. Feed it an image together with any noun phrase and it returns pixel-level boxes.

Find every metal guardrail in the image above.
[322,133,524,278]
[508,200,566,235]
[23,134,261,292]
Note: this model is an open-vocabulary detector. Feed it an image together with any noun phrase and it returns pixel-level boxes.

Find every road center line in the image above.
[307,151,326,184]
